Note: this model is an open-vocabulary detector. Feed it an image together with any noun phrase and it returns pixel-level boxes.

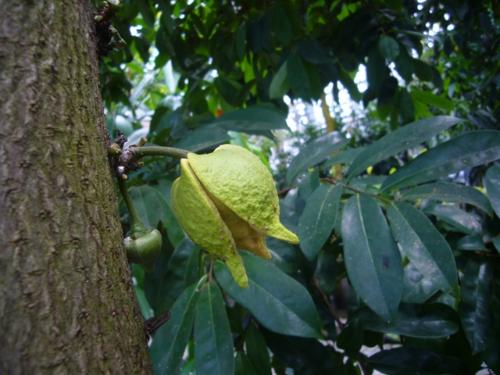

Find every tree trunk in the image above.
[0,1,151,373]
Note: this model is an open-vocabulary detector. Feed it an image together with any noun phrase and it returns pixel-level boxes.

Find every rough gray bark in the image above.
[0,1,151,373]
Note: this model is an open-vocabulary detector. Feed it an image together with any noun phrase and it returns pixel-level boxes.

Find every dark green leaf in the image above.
[337,320,364,357]
[298,184,342,260]
[234,352,259,375]
[325,147,365,168]
[401,262,438,303]
[286,133,346,183]
[211,106,288,132]
[455,235,488,251]
[460,259,493,353]
[341,195,403,320]
[174,125,229,151]
[424,204,483,235]
[314,249,341,294]
[348,116,460,178]
[378,36,400,60]
[381,130,500,192]
[150,283,201,375]
[387,203,458,293]
[484,164,500,218]
[369,347,462,374]
[145,239,201,314]
[360,304,459,338]
[129,185,183,245]
[194,282,234,375]
[246,324,271,375]
[215,251,322,338]
[269,62,288,99]
[130,185,169,229]
[412,89,454,112]
[401,181,493,216]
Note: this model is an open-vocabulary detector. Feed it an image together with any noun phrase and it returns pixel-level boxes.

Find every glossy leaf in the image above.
[369,347,462,374]
[387,203,458,293]
[424,203,483,235]
[286,133,346,184]
[234,352,259,375]
[381,130,500,192]
[269,62,288,99]
[150,283,201,375]
[211,106,288,132]
[347,116,460,178]
[215,251,322,338]
[360,304,459,338]
[246,324,272,375]
[341,195,403,320]
[401,262,438,303]
[484,164,500,218]
[194,282,234,375]
[129,185,184,246]
[378,35,400,60]
[401,181,493,216]
[145,239,201,314]
[314,249,341,294]
[174,125,230,151]
[460,259,493,353]
[298,184,342,260]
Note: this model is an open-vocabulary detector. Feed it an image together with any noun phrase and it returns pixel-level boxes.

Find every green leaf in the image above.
[269,62,289,99]
[174,125,230,151]
[298,184,342,260]
[360,304,459,338]
[455,235,488,251]
[381,130,500,192]
[387,203,458,294]
[401,262,438,303]
[211,106,288,132]
[378,36,400,60]
[412,89,454,112]
[325,147,365,168]
[150,282,201,375]
[130,185,169,229]
[424,203,483,235]
[369,347,462,374]
[129,185,183,245]
[314,249,341,294]
[145,239,201,314]
[341,195,403,320]
[215,251,322,338]
[234,352,259,375]
[401,181,493,216]
[286,133,346,183]
[347,116,460,178]
[459,259,494,353]
[194,282,234,375]
[484,164,500,218]
[246,324,272,375]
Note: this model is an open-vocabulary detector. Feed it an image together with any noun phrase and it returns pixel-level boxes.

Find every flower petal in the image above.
[172,159,248,287]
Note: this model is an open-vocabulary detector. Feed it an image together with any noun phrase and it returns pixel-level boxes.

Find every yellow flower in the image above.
[171,144,299,287]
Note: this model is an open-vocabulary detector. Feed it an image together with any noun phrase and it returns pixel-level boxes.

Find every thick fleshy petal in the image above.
[210,193,272,259]
[171,159,248,287]
[187,144,298,244]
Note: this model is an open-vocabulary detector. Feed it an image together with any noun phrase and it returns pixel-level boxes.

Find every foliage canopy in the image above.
[99,0,500,374]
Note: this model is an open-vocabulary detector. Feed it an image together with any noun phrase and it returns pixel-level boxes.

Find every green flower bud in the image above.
[171,145,299,288]
[124,228,162,268]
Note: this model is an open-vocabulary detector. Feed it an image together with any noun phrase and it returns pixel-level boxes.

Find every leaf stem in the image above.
[322,177,392,204]
[132,145,189,159]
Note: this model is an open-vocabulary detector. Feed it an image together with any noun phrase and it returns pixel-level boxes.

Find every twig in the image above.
[144,311,171,337]
[132,145,189,159]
